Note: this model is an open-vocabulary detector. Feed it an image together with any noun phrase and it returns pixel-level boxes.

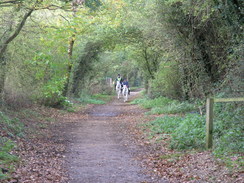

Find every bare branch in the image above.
[0,8,34,58]
[0,0,23,4]
[0,0,23,7]
[60,14,71,24]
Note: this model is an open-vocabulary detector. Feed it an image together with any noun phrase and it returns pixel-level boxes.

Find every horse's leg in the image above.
[123,88,126,102]
[125,89,128,102]
[117,90,119,99]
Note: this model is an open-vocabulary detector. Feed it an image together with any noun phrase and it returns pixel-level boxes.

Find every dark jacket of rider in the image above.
[123,80,129,88]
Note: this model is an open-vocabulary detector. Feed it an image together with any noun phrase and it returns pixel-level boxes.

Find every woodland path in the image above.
[63,91,167,183]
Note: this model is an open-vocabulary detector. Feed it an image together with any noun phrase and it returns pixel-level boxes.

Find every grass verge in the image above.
[0,112,24,181]
[135,95,243,170]
[131,96,196,114]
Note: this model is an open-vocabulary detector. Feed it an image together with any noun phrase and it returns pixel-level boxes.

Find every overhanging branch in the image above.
[0,8,34,59]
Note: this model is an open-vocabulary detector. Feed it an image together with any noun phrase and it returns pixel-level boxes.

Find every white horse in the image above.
[115,81,122,99]
[122,85,129,102]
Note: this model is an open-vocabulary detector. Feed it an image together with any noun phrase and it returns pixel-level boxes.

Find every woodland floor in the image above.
[8,91,243,183]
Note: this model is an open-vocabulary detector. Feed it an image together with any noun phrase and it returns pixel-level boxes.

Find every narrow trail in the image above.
[64,91,165,183]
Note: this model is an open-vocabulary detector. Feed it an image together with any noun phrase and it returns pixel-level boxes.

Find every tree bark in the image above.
[63,1,78,96]
[143,47,155,80]
[0,58,6,105]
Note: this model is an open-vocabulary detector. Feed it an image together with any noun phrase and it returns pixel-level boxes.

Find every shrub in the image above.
[149,64,183,99]
[38,77,67,107]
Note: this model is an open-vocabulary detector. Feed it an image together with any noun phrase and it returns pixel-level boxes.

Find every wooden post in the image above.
[206,98,214,149]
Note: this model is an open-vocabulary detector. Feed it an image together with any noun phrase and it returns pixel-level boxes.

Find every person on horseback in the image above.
[114,74,123,90]
[122,78,130,95]
[116,74,123,84]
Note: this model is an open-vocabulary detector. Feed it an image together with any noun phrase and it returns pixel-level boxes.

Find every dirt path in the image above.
[63,91,166,183]
[7,91,242,182]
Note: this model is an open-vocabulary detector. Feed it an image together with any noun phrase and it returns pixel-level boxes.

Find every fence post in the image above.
[206,98,214,149]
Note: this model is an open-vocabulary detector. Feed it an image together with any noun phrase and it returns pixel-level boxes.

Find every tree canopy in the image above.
[0,0,243,106]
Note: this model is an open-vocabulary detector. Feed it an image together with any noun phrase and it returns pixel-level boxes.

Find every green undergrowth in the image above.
[212,102,244,167]
[92,93,113,102]
[0,112,25,138]
[0,137,18,180]
[78,93,113,104]
[0,111,23,180]
[129,86,141,91]
[145,114,205,150]
[64,93,113,112]
[138,95,243,169]
[77,97,105,105]
[131,96,196,114]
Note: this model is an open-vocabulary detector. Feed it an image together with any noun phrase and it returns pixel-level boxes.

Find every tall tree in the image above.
[0,1,35,103]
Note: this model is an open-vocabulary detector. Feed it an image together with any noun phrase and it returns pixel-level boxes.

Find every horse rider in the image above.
[122,78,130,95]
[114,74,123,89]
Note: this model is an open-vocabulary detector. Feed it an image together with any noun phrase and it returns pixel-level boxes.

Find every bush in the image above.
[149,64,183,99]
[38,77,67,107]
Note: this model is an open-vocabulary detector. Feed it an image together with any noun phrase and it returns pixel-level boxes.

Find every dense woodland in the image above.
[0,0,243,104]
[0,0,243,181]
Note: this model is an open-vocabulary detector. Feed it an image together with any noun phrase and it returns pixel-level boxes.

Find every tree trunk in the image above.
[63,0,82,96]
[0,9,33,104]
[0,59,6,105]
[63,34,75,96]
